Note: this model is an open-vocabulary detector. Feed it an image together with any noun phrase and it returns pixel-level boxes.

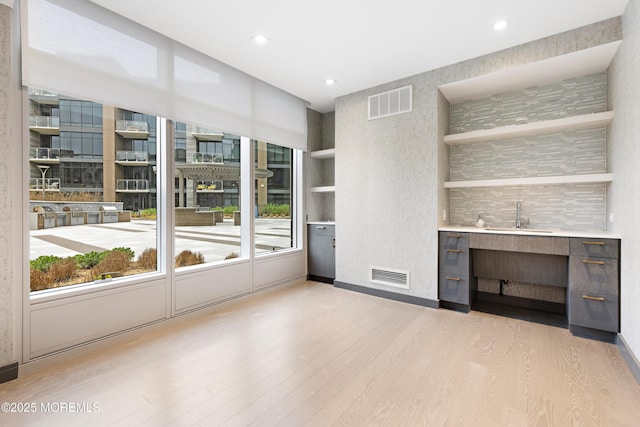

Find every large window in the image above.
[28,88,300,293]
[255,141,293,254]
[174,123,243,266]
[29,88,158,293]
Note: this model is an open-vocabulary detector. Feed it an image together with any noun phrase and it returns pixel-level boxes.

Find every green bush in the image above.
[112,247,135,261]
[211,206,224,211]
[30,255,62,272]
[74,251,107,269]
[138,208,157,218]
[223,205,239,216]
[261,203,290,216]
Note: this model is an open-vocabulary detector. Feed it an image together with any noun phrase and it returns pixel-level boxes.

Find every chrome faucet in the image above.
[516,201,522,229]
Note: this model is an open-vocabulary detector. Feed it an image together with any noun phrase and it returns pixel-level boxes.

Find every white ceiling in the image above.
[89,0,629,113]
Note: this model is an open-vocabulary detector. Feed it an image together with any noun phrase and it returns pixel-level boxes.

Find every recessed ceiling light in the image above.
[325,78,337,86]
[493,19,509,31]
[252,34,269,44]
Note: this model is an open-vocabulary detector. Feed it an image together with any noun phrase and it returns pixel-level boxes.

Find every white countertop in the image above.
[307,221,335,225]
[439,225,621,239]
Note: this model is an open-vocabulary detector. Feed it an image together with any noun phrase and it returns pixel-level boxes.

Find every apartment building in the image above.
[27,89,290,212]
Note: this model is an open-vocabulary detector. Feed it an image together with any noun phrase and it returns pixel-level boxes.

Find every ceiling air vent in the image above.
[368,85,412,120]
[370,266,410,289]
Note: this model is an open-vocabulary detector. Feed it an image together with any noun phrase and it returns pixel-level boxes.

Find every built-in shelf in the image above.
[310,148,335,159]
[444,173,613,189]
[444,111,614,145]
[310,186,336,193]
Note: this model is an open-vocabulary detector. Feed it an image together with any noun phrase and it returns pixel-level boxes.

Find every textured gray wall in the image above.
[335,19,621,300]
[0,3,18,366]
[608,0,640,363]
[449,73,608,231]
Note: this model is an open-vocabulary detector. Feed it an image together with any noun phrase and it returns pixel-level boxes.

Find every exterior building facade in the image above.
[28,89,291,212]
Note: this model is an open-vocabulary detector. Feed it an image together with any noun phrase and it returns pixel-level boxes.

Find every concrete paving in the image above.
[29,218,293,263]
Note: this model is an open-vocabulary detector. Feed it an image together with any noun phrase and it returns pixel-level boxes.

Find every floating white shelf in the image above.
[444,173,613,189]
[444,111,614,145]
[310,186,336,193]
[310,148,336,159]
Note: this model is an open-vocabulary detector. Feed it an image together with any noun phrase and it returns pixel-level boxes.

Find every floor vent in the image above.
[368,85,412,120]
[370,266,410,289]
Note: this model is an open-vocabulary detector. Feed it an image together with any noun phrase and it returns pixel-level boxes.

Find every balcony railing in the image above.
[192,127,224,141]
[117,179,149,192]
[115,120,149,133]
[192,152,224,164]
[29,147,74,161]
[196,180,224,192]
[28,89,60,104]
[116,150,149,162]
[29,116,60,129]
[30,178,61,191]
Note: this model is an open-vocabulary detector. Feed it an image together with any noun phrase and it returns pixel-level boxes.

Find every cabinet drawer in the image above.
[439,273,470,305]
[439,232,469,251]
[568,290,619,333]
[308,224,335,237]
[439,246,470,274]
[570,238,619,259]
[569,256,618,294]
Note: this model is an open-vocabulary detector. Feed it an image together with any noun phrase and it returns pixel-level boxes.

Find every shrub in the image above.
[138,208,157,219]
[112,247,135,261]
[137,248,157,270]
[30,269,49,291]
[30,255,62,272]
[261,203,290,217]
[74,251,107,269]
[29,191,102,202]
[225,252,239,260]
[223,205,239,217]
[175,250,205,268]
[90,251,131,278]
[48,258,78,283]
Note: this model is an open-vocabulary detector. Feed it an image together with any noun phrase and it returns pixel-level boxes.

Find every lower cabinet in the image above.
[568,238,620,339]
[307,223,335,283]
[438,231,473,310]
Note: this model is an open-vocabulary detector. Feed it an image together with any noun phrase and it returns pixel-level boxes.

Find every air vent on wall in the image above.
[370,266,410,289]
[368,85,412,120]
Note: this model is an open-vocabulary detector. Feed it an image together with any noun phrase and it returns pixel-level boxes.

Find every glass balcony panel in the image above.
[115,120,149,133]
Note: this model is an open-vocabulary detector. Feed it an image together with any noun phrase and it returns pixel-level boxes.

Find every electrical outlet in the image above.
[609,212,615,223]
[442,209,447,221]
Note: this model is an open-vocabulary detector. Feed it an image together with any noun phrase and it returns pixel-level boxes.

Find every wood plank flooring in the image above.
[1,281,639,426]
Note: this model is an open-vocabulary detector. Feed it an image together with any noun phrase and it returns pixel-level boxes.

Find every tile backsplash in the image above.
[448,73,608,231]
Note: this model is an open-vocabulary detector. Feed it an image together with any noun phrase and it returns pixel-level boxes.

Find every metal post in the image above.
[37,165,50,201]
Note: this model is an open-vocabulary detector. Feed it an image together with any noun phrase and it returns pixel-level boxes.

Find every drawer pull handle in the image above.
[582,295,605,302]
[316,226,326,230]
[582,259,605,265]
[447,234,462,238]
[447,249,462,253]
[582,241,605,245]
[446,277,461,281]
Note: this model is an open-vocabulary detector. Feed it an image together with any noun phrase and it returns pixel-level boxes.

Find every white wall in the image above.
[608,0,640,360]
[334,19,622,302]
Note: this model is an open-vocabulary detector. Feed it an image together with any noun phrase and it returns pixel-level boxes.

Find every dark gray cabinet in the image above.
[308,223,335,283]
[438,231,473,309]
[568,238,620,337]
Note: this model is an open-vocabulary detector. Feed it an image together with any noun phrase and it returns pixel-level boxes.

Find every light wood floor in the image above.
[1,281,639,426]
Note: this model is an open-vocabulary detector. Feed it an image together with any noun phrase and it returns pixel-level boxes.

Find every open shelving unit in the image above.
[309,148,335,160]
[444,173,613,189]
[444,111,614,145]
[309,148,335,193]
[443,111,615,189]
